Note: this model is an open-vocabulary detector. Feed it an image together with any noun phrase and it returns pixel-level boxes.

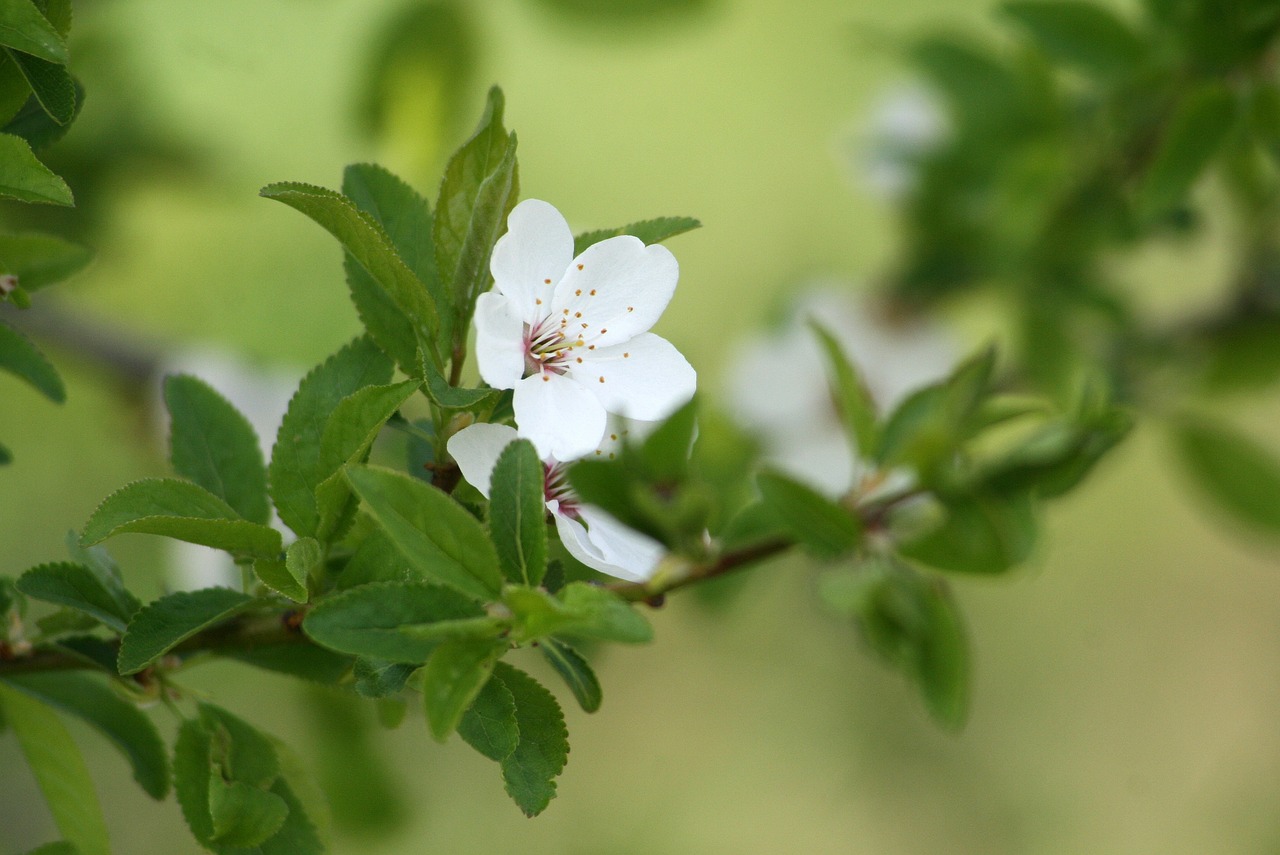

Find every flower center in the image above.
[522,316,580,378]
[544,461,580,519]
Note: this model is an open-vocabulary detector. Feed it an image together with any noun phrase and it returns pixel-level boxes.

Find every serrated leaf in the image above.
[422,639,504,741]
[900,492,1037,574]
[1136,85,1237,220]
[165,374,270,524]
[117,588,256,674]
[489,439,547,586]
[572,215,701,256]
[493,662,568,817]
[1002,1,1144,78]
[209,776,289,848]
[253,559,306,604]
[346,464,502,600]
[0,52,28,126]
[3,73,80,147]
[0,0,68,65]
[540,638,601,713]
[197,702,280,788]
[302,580,486,662]
[1173,418,1280,537]
[173,717,218,845]
[458,671,518,761]
[756,470,861,559]
[0,130,69,203]
[269,337,393,540]
[0,231,90,291]
[5,48,73,124]
[16,561,137,632]
[810,322,878,459]
[0,684,111,855]
[81,478,282,559]
[0,319,62,400]
[504,582,652,644]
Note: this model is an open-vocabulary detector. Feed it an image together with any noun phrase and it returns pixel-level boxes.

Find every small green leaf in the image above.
[81,478,282,559]
[756,470,861,559]
[302,580,486,662]
[489,439,547,586]
[209,777,289,848]
[116,588,256,674]
[493,663,568,817]
[572,216,701,257]
[1173,418,1280,537]
[16,561,137,632]
[346,464,503,600]
[1136,85,1237,220]
[810,322,879,459]
[422,639,504,741]
[173,717,218,845]
[421,356,501,410]
[0,231,90,291]
[0,0,68,65]
[0,130,69,203]
[253,538,309,603]
[165,374,270,525]
[5,49,73,124]
[458,669,518,762]
[0,684,111,855]
[540,638,601,713]
[900,492,1037,574]
[1002,1,1144,78]
[197,702,280,788]
[504,582,652,644]
[2,73,82,148]
[352,658,416,698]
[0,319,63,401]
[0,671,170,799]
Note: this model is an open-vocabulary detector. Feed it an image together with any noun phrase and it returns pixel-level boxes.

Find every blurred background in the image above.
[3,0,1280,852]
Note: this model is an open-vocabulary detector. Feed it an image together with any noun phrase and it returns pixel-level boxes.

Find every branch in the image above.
[606,538,793,604]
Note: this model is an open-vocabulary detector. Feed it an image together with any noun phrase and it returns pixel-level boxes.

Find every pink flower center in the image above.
[544,461,580,520]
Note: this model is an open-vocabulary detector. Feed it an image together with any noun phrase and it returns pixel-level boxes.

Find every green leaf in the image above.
[0,684,111,855]
[252,558,303,603]
[1002,1,1144,78]
[24,843,78,855]
[0,131,69,203]
[810,322,879,458]
[572,215,701,256]
[756,470,861,559]
[1173,418,1280,537]
[504,582,653,644]
[225,644,353,685]
[1,671,170,799]
[116,587,256,674]
[0,0,68,65]
[173,717,219,845]
[81,478,282,559]
[2,74,82,149]
[434,86,519,340]
[346,464,503,600]
[165,374,270,525]
[269,337,393,539]
[259,182,444,366]
[0,231,91,291]
[422,638,504,741]
[540,638,601,713]
[489,438,547,586]
[352,658,416,698]
[5,49,73,124]
[638,395,698,483]
[1136,85,1237,220]
[209,776,288,848]
[421,356,501,409]
[253,536,317,603]
[302,580,486,662]
[0,319,62,401]
[16,561,137,632]
[493,662,568,817]
[900,492,1037,574]
[458,669,518,762]
[197,702,280,788]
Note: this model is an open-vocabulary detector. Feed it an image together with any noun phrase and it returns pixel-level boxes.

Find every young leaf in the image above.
[208,776,289,848]
[346,464,503,600]
[81,478,282,559]
[5,49,74,124]
[165,374,270,525]
[0,671,170,799]
[756,470,861,559]
[0,131,70,204]
[493,662,568,817]
[302,580,486,662]
[0,319,63,401]
[572,216,701,256]
[253,557,306,604]
[16,561,138,632]
[489,438,548,586]
[810,322,878,459]
[458,669,518,762]
[1002,1,1144,79]
[116,588,256,675]
[0,684,111,855]
[269,337,393,539]
[1135,85,1237,220]
[0,0,69,64]
[900,492,1037,574]
[0,232,91,291]
[540,638,602,713]
[1172,418,1280,537]
[504,582,652,644]
[422,639,504,741]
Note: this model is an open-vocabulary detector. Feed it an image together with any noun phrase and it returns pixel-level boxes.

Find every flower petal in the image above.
[446,423,520,498]
[513,371,607,461]
[550,236,678,348]
[490,199,573,320]
[575,333,696,421]
[577,505,665,582]
[474,291,526,390]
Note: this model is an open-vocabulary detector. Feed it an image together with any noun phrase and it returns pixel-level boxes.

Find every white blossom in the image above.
[475,199,696,462]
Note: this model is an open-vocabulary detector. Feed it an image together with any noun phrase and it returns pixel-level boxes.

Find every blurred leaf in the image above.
[116,588,256,675]
[0,684,110,855]
[0,0,68,64]
[5,49,72,124]
[1172,418,1280,537]
[165,374,270,525]
[0,52,27,126]
[346,464,503,600]
[352,658,416,698]
[572,216,700,256]
[225,645,353,685]
[0,319,62,400]
[1002,1,1144,78]
[492,662,568,817]
[458,667,518,761]
[24,843,78,855]
[81,478,282,559]
[529,0,713,27]
[1135,84,1237,220]
[638,396,698,483]
[811,322,879,459]
[269,737,333,851]
[16,561,137,632]
[504,582,652,644]
[1197,316,1280,394]
[269,337,393,540]
[0,231,90,290]
[0,130,69,203]
[540,638,601,712]
[3,76,81,147]
[911,36,1023,133]
[901,492,1037,574]
[489,438,548,586]
[422,638,504,741]
[209,777,288,848]
[756,470,861,559]
[0,671,169,798]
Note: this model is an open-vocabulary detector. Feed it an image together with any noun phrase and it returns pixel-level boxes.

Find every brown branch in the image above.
[606,538,793,604]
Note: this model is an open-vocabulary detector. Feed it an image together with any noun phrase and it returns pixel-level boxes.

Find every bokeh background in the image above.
[3,0,1280,852]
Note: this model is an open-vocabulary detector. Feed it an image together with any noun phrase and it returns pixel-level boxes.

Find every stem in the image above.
[606,538,793,603]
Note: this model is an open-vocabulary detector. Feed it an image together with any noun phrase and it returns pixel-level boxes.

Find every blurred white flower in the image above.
[448,420,665,584]
[476,199,696,462]
[852,82,949,200]
[726,287,955,497]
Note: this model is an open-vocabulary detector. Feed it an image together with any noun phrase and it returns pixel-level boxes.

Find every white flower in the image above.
[475,199,697,462]
[448,421,665,584]
[726,287,955,497]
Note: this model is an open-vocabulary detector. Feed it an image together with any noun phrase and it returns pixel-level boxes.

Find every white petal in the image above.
[577,505,665,583]
[575,333,696,421]
[474,291,526,390]
[490,199,573,320]
[446,423,520,498]
[550,236,678,348]
[765,428,857,498]
[513,372,607,461]
[553,511,655,583]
